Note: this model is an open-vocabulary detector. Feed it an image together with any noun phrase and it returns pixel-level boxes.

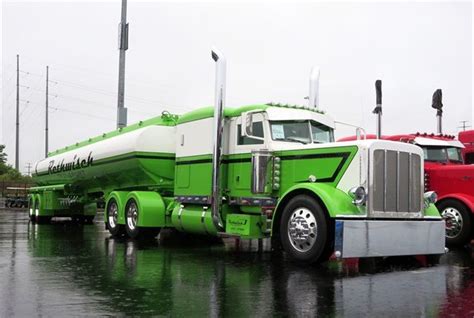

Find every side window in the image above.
[237,122,264,145]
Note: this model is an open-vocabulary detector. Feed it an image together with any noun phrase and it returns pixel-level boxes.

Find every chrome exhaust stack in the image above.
[432,89,443,134]
[210,47,226,232]
[308,66,320,109]
[372,80,382,139]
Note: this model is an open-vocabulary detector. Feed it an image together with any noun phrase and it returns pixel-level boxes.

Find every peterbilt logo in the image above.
[48,152,93,174]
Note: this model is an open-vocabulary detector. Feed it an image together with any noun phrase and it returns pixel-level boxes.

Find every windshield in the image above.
[270,121,334,144]
[422,146,463,163]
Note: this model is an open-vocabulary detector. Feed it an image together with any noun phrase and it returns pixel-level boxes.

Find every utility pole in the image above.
[45,66,49,157]
[458,120,471,131]
[25,163,32,176]
[15,54,19,171]
[116,0,129,128]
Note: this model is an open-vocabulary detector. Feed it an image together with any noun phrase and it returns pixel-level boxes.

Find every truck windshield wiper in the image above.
[275,137,308,145]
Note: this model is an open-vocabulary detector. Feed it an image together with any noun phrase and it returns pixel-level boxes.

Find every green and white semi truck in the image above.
[30,49,445,263]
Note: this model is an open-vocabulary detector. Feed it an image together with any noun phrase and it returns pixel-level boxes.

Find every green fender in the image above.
[105,191,129,225]
[125,191,166,227]
[272,183,364,233]
[424,203,441,217]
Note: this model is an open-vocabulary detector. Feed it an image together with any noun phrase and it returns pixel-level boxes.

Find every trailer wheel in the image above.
[106,199,125,237]
[279,195,329,263]
[438,199,472,246]
[125,199,160,239]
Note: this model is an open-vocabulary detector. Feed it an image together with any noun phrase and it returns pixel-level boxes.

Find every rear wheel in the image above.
[106,199,125,237]
[28,197,35,222]
[279,195,330,263]
[125,199,160,239]
[438,199,472,246]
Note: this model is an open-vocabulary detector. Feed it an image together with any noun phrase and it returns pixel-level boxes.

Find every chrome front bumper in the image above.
[334,219,445,258]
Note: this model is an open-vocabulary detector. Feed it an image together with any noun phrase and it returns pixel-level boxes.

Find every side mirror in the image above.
[241,111,265,141]
[245,112,254,136]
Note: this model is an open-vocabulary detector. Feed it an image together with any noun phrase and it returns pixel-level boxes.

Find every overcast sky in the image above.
[1,0,472,173]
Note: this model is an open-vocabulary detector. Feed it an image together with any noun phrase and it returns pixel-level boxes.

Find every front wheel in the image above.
[279,195,330,263]
[438,199,472,246]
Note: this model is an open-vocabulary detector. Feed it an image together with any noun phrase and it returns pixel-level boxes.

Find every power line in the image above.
[25,162,32,176]
[458,121,471,131]
[49,106,114,122]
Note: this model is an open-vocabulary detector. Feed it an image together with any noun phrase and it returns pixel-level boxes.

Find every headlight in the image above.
[423,191,437,208]
[348,186,367,206]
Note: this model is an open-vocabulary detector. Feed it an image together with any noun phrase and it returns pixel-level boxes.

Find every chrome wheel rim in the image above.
[108,202,118,229]
[127,202,138,231]
[288,207,317,252]
[442,207,463,239]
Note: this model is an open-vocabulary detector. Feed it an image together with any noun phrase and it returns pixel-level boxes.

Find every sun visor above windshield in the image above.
[414,137,465,148]
[265,107,335,128]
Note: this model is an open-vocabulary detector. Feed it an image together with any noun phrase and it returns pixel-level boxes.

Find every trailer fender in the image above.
[271,183,362,234]
[437,193,474,214]
[125,191,166,227]
[105,191,129,225]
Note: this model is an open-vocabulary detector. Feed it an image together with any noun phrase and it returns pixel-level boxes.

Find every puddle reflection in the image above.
[0,211,473,316]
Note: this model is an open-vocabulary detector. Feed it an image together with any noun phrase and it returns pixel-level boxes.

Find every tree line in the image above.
[0,145,32,182]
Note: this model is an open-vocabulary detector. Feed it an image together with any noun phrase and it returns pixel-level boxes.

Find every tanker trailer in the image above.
[30,113,177,224]
[30,49,445,263]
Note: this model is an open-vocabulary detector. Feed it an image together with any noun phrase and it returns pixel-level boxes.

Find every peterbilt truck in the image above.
[29,50,444,263]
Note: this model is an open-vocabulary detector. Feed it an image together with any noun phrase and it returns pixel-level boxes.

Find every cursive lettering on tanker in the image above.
[48,152,93,174]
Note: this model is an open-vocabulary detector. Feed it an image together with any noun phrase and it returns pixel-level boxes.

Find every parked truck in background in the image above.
[29,50,444,263]
[459,130,474,164]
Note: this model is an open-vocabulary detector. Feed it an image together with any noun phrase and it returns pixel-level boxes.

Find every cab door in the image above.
[227,114,269,197]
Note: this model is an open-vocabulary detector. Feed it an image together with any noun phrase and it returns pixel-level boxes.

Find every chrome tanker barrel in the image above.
[33,114,177,194]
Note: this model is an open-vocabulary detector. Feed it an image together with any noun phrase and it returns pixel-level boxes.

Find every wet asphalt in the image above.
[0,208,473,317]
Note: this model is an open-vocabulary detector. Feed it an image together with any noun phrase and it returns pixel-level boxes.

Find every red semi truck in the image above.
[459,130,474,164]
[339,132,474,246]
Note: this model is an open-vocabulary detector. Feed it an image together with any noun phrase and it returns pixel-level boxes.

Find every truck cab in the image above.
[172,102,444,262]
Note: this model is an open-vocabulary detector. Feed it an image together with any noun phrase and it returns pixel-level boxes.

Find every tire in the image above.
[438,199,472,246]
[125,199,160,239]
[279,195,330,263]
[106,199,125,237]
[30,200,38,223]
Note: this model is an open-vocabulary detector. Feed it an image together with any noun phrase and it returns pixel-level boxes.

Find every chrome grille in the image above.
[371,149,422,216]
